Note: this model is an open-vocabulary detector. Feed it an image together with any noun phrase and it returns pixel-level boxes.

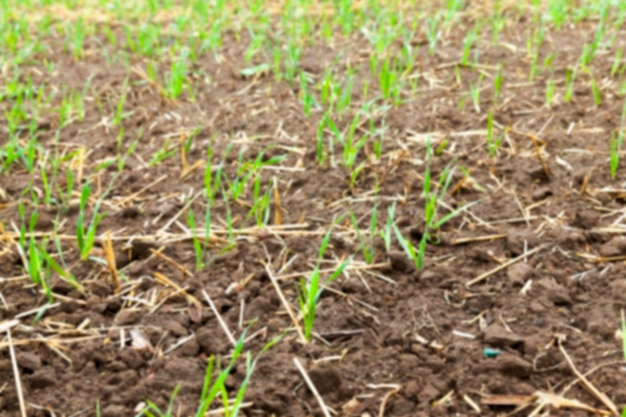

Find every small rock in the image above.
[589,319,615,340]
[179,338,200,357]
[164,320,188,337]
[507,263,535,287]
[390,398,415,414]
[17,351,42,371]
[195,328,215,354]
[130,241,158,260]
[610,279,626,302]
[60,300,80,314]
[420,270,438,281]
[308,364,343,396]
[388,251,410,272]
[102,405,129,417]
[417,383,441,403]
[536,279,572,306]
[164,358,201,380]
[91,281,113,297]
[599,236,626,257]
[506,229,538,256]
[121,206,141,219]
[29,368,57,388]
[571,210,599,229]
[556,229,586,248]
[495,353,532,378]
[119,349,145,370]
[115,309,142,325]
[527,166,549,182]
[51,281,74,295]
[340,279,362,294]
[529,300,545,313]
[532,186,552,201]
[483,324,525,349]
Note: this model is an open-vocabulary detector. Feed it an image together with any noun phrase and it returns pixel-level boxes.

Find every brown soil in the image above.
[2,8,626,417]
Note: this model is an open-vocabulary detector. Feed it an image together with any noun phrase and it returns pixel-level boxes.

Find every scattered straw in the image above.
[153,272,200,306]
[273,177,283,226]
[149,248,193,277]
[558,339,618,415]
[102,231,120,293]
[264,262,307,344]
[378,385,401,417]
[466,244,546,287]
[202,289,237,347]
[2,321,27,417]
[293,357,332,417]
[451,234,506,245]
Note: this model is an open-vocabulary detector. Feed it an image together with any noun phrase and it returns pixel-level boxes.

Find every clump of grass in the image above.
[394,139,478,269]
[76,183,105,261]
[610,103,626,178]
[137,330,281,417]
[297,226,351,341]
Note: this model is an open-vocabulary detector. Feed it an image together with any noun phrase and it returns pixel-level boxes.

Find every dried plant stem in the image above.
[202,289,237,347]
[5,324,27,417]
[558,340,618,415]
[264,263,307,343]
[466,245,546,287]
[293,357,332,417]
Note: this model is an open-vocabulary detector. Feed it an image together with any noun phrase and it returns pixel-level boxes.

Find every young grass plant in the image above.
[610,103,626,178]
[76,183,105,261]
[137,330,281,417]
[349,207,377,264]
[394,140,478,269]
[186,204,211,271]
[297,226,351,342]
[17,205,79,319]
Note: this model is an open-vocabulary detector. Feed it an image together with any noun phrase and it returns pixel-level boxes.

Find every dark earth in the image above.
[2,5,626,417]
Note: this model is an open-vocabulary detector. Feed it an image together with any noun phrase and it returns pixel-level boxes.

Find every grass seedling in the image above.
[186,205,209,271]
[610,104,626,178]
[461,25,479,67]
[246,177,272,228]
[487,108,496,156]
[564,66,577,103]
[138,329,280,417]
[381,201,396,253]
[297,226,351,341]
[610,129,623,179]
[528,48,539,82]
[17,206,78,314]
[349,207,377,264]
[299,71,319,116]
[493,64,503,102]
[112,77,129,127]
[165,47,189,100]
[17,206,49,300]
[590,74,602,107]
[469,73,484,113]
[149,138,177,166]
[426,14,441,56]
[394,139,478,269]
[76,183,105,261]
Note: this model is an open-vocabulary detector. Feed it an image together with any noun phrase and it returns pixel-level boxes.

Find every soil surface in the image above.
[2,4,626,417]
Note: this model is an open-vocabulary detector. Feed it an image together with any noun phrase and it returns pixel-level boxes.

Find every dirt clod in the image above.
[483,325,525,350]
[507,263,535,287]
[17,351,42,372]
[308,364,343,396]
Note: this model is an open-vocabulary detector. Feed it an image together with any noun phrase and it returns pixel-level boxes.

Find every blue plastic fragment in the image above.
[483,347,502,358]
